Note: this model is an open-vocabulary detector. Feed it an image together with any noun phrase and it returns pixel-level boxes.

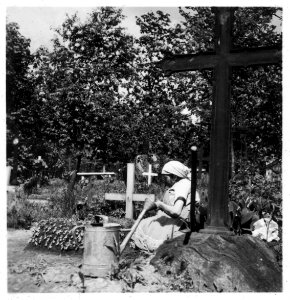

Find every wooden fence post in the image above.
[7,166,12,186]
[126,163,135,219]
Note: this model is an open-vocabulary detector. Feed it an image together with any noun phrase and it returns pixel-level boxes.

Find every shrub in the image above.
[229,168,282,222]
[7,199,33,229]
[7,177,130,229]
[73,177,127,218]
[7,197,64,229]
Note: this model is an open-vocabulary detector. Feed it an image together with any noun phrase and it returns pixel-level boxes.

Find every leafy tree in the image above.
[32,8,138,170]
[231,7,282,169]
[6,22,45,179]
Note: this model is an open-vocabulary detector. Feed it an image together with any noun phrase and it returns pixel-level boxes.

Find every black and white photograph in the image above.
[2,0,288,295]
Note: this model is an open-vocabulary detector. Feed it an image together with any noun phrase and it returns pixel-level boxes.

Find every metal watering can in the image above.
[82,198,156,277]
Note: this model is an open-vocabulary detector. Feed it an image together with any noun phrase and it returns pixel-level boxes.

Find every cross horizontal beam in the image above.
[77,172,115,176]
[105,193,155,202]
[157,47,282,75]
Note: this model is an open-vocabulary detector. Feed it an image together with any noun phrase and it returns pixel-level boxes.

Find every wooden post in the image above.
[197,146,204,179]
[11,138,19,185]
[190,146,198,232]
[126,163,135,219]
[231,134,235,178]
[7,166,12,186]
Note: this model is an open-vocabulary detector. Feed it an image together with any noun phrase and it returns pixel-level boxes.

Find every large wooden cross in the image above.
[157,7,281,233]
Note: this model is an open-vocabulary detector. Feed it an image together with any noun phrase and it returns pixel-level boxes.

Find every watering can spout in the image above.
[120,198,157,254]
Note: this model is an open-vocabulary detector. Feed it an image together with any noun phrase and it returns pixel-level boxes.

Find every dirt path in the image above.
[7,229,124,292]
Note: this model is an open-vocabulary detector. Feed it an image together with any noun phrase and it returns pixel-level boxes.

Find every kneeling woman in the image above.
[132,161,200,252]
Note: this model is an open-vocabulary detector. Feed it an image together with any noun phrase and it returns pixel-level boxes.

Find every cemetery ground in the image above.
[7,228,283,293]
[7,176,283,293]
[7,228,167,292]
[6,178,173,293]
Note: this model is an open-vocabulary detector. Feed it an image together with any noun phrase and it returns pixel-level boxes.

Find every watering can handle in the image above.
[95,215,109,224]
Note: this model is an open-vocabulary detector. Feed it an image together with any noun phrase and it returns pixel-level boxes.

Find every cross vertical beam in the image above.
[126,163,135,218]
[205,8,233,231]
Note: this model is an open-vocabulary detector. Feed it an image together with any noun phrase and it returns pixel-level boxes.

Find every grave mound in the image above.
[150,233,282,292]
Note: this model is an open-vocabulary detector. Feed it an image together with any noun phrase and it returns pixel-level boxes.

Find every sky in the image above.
[6,6,183,52]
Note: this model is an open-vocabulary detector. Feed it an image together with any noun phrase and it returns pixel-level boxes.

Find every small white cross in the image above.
[142,164,158,186]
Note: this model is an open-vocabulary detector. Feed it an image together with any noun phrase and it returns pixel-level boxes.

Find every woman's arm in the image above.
[155,198,185,218]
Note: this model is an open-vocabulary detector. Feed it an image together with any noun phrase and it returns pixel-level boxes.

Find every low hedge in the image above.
[29,218,85,251]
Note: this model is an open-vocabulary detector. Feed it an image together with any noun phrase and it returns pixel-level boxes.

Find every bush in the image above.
[7,182,66,229]
[7,177,130,229]
[73,177,127,218]
[23,176,39,195]
[229,167,282,222]
[7,198,63,229]
[7,199,34,229]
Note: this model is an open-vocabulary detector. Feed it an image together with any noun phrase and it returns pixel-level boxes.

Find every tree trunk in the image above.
[68,157,72,172]
[11,143,18,185]
[67,154,82,194]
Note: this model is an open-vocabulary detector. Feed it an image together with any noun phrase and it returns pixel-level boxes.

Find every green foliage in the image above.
[233,7,282,48]
[74,177,126,217]
[23,176,39,195]
[7,179,71,229]
[7,199,33,229]
[229,161,282,222]
[6,22,33,114]
[7,197,62,229]
[231,64,282,163]
[6,22,48,180]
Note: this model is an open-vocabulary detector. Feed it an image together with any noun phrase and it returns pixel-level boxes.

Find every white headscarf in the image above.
[161,161,191,180]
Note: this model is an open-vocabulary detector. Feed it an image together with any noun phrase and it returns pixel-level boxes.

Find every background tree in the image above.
[32,7,138,172]
[6,22,45,179]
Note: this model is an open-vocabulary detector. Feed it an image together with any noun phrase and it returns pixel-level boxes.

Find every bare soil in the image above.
[7,229,168,293]
[7,229,124,292]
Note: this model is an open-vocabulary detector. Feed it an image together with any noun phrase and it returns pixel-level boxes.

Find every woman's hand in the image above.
[155,200,162,210]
